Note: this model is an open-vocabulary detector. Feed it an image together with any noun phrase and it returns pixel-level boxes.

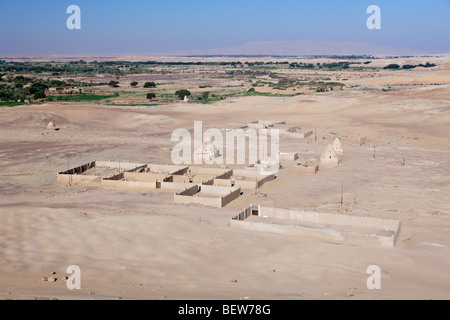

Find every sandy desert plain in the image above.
[0,55,449,300]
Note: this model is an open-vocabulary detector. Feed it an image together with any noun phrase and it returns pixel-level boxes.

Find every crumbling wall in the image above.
[103,172,125,181]
[220,187,241,207]
[259,207,290,219]
[199,185,232,195]
[230,172,275,189]
[213,179,233,187]
[230,220,394,246]
[58,160,146,184]
[95,160,145,171]
[102,179,157,190]
[172,175,191,183]
[231,206,253,221]
[145,164,189,175]
[160,181,196,191]
[233,169,259,178]
[292,163,319,174]
[129,164,148,173]
[176,185,200,196]
[257,174,276,188]
[216,170,233,180]
[174,185,240,208]
[59,161,96,175]
[57,161,98,183]
[279,129,313,139]
[123,172,170,182]
[279,153,299,161]
[57,174,100,184]
[233,179,258,189]
[174,190,221,207]
[191,175,215,184]
[189,167,231,176]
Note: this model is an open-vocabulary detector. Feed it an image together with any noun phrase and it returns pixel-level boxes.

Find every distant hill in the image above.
[162,40,423,56]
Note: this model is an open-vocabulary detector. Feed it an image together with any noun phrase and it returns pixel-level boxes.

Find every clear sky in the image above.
[0,0,449,55]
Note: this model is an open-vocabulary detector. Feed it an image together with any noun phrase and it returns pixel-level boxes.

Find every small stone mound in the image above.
[47,121,56,131]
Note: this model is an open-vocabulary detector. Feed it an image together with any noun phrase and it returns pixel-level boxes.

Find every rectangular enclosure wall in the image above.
[102,179,157,190]
[279,153,299,161]
[174,185,241,208]
[57,161,101,183]
[95,160,146,171]
[220,187,241,207]
[231,206,401,247]
[57,160,146,183]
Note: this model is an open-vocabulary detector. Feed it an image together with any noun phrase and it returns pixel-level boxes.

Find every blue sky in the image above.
[0,0,449,55]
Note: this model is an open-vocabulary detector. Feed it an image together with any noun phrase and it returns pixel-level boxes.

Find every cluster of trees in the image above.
[142,61,235,66]
[106,80,159,88]
[108,80,119,87]
[270,77,298,90]
[0,61,155,77]
[290,61,351,69]
[225,69,268,76]
[143,82,156,88]
[1,73,103,88]
[0,83,28,101]
[1,70,198,104]
[175,89,191,100]
[306,55,376,59]
[320,62,350,69]
[128,60,292,67]
[1,77,40,100]
[384,62,436,70]
[383,64,400,69]
[245,61,268,66]
[289,62,316,69]
[411,62,436,68]
[0,76,100,102]
[141,61,283,67]
[0,81,48,101]
[401,65,416,69]
[201,91,209,99]
[197,91,223,102]
[0,61,98,74]
[145,89,192,101]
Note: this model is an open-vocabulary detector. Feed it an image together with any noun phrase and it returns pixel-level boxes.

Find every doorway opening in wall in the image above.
[156,181,161,189]
[252,207,259,216]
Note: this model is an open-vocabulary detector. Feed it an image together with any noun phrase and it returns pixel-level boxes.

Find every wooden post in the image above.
[68,161,72,184]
